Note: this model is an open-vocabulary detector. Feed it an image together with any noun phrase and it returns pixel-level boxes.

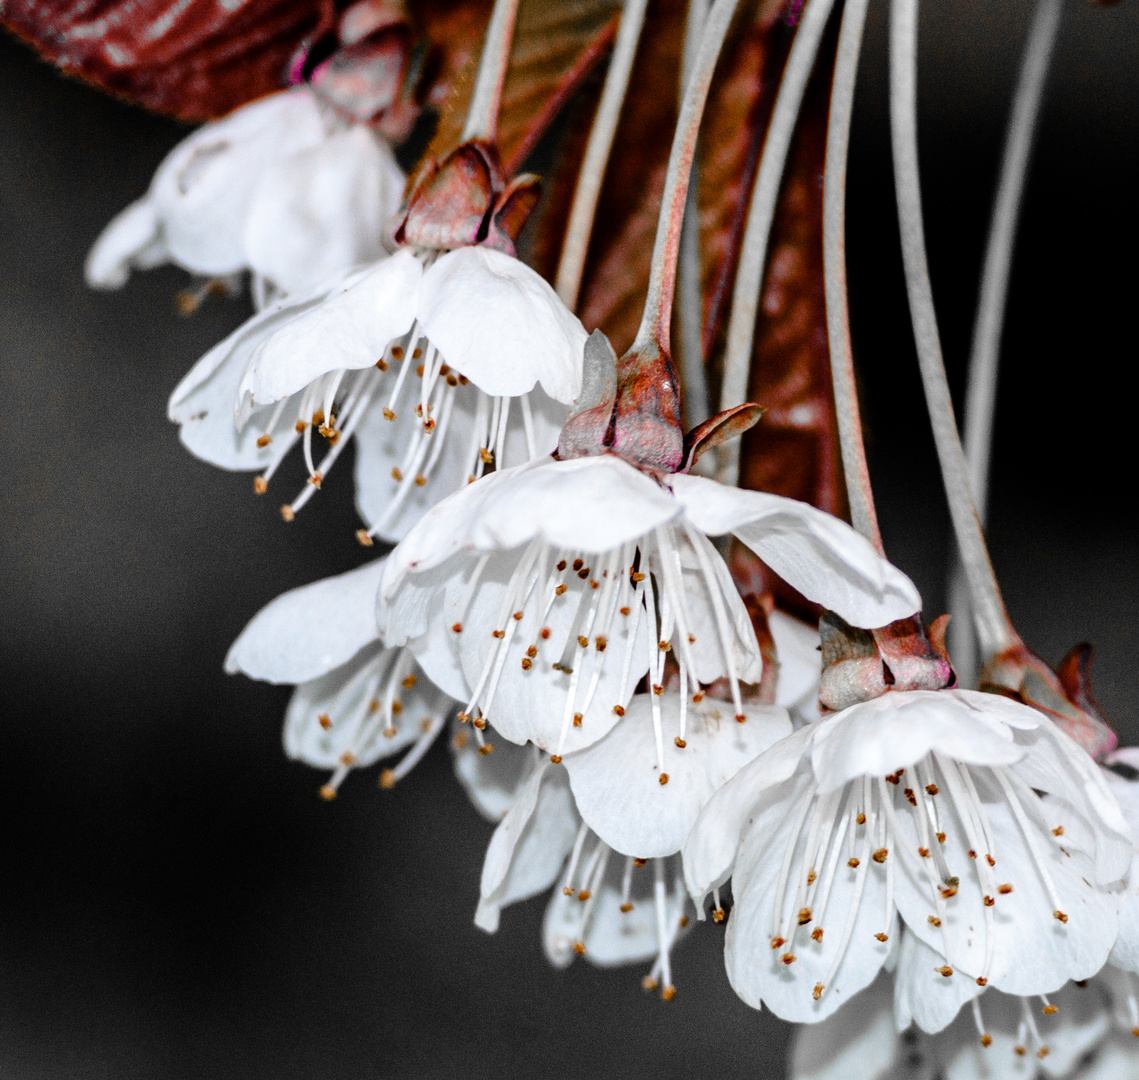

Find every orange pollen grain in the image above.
[256,434,272,448]
[379,769,396,789]
[713,908,726,924]
[279,505,295,522]
[770,937,785,949]
[540,628,551,640]
[573,942,586,956]
[797,908,812,925]
[781,954,796,965]
[550,755,562,764]
[1043,1005,1058,1015]
[1053,825,1064,836]
[356,529,374,547]
[391,467,403,481]
[875,933,889,942]
[658,773,669,786]
[1053,910,1068,923]
[577,890,591,902]
[904,788,917,806]
[572,713,583,727]
[383,407,396,421]
[811,928,824,942]
[998,884,1013,895]
[452,622,463,633]
[813,984,824,1001]
[980,1034,992,1047]
[928,916,942,927]
[613,705,625,717]
[319,784,337,801]
[872,849,888,864]
[253,476,268,494]
[937,966,953,978]
[848,858,860,868]
[521,658,532,670]
[295,420,307,433]
[390,346,404,359]
[620,903,634,913]
[856,813,866,825]
[478,744,494,756]
[976,977,988,986]
[674,737,687,749]
[918,847,930,858]
[661,985,677,1002]
[318,714,332,730]
[634,858,647,867]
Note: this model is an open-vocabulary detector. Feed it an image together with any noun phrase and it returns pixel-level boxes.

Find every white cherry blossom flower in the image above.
[225,557,455,797]
[377,452,920,759]
[470,743,693,997]
[168,242,584,535]
[684,690,1131,1024]
[86,87,404,301]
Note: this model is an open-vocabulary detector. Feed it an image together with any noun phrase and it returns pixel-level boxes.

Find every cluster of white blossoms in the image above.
[78,0,1137,1075]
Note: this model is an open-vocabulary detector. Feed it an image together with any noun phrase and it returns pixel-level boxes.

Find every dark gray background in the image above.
[2,1,1137,1076]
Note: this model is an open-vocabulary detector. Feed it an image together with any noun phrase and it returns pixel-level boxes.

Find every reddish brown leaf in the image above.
[576,0,686,352]
[419,0,620,177]
[1,0,336,121]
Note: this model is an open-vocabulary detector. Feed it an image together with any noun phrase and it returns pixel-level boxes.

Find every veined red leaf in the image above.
[1,0,335,121]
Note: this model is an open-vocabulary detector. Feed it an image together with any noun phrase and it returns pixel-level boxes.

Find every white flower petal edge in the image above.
[85,197,168,288]
[561,694,792,859]
[418,246,588,404]
[451,722,537,823]
[670,473,922,628]
[238,248,422,417]
[476,760,579,932]
[789,971,898,1080]
[243,126,405,296]
[169,270,359,470]
[894,932,983,1034]
[150,89,327,275]
[225,559,386,685]
[380,458,681,587]
[770,610,823,717]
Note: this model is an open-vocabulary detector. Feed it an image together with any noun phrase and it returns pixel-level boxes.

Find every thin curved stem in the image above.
[822,0,881,549]
[949,0,1061,685]
[716,0,837,486]
[555,0,651,310]
[677,0,712,429]
[461,0,522,143]
[889,0,1017,657]
[631,0,740,357]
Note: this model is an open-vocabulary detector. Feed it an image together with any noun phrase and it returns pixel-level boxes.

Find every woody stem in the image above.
[889,0,1018,656]
[461,0,522,143]
[822,0,882,550]
[949,0,1061,684]
[630,0,739,357]
[716,0,837,486]
[555,0,651,310]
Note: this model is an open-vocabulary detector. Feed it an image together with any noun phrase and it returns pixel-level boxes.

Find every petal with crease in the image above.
[225,559,385,684]
[563,694,791,858]
[670,474,921,629]
[419,246,587,402]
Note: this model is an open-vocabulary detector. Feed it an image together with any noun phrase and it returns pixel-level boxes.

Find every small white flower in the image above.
[684,690,1131,1023]
[86,87,404,299]
[378,452,919,758]
[225,557,454,797]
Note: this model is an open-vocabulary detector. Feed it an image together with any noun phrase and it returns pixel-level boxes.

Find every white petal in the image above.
[1013,724,1132,884]
[682,726,814,904]
[563,694,791,858]
[1108,852,1139,972]
[237,248,421,415]
[770,610,823,713]
[282,645,448,768]
[151,89,326,274]
[451,722,537,822]
[476,762,579,932]
[353,383,566,543]
[789,972,898,1080]
[376,562,470,703]
[244,127,404,295]
[810,692,1029,796]
[659,527,763,685]
[419,246,587,403]
[894,932,984,1033]
[670,474,922,628]
[225,559,386,684]
[543,855,690,968]
[891,765,1119,996]
[725,773,896,1022]
[451,549,650,754]
[169,273,353,470]
[85,196,167,288]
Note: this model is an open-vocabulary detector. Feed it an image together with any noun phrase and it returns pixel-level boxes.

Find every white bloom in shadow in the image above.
[86,88,404,299]
[225,557,456,797]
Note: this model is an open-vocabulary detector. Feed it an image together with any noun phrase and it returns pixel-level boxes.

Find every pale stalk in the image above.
[716,0,837,486]
[677,0,712,429]
[555,0,651,310]
[461,0,522,143]
[631,0,740,356]
[889,0,1017,657]
[948,0,1061,685]
[822,0,881,549]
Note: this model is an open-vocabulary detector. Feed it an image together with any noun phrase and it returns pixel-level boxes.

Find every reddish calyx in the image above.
[818,611,955,712]
[392,141,541,255]
[982,639,1118,760]
[557,328,764,478]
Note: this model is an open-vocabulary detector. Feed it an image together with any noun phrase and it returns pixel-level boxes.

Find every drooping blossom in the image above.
[377,432,919,760]
[85,2,417,304]
[170,139,586,535]
[225,557,456,797]
[684,684,1131,1024]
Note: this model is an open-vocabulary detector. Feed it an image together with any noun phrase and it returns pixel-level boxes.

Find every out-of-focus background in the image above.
[1,1,1137,1076]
